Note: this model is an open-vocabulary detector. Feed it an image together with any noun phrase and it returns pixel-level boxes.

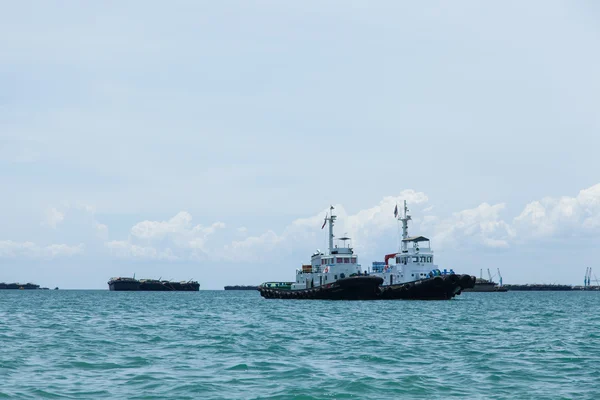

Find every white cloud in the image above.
[0,240,84,258]
[425,203,515,249]
[109,212,226,259]
[10,184,600,264]
[43,208,65,228]
[222,190,430,261]
[105,240,177,260]
[514,183,600,238]
[44,243,85,257]
[41,203,108,240]
[95,223,108,240]
[223,230,283,262]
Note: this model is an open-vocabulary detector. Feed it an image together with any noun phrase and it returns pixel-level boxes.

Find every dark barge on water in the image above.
[108,277,200,291]
[503,284,573,291]
[224,285,259,290]
[0,282,41,290]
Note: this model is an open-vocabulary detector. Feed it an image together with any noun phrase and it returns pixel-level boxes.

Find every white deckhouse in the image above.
[372,201,453,286]
[291,206,365,290]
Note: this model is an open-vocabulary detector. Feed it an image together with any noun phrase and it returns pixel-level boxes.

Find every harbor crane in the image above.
[497,268,503,286]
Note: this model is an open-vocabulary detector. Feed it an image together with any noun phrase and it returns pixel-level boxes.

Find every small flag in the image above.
[321,215,327,229]
[394,204,398,218]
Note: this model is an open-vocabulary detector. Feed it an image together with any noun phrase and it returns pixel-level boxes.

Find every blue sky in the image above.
[1,1,599,288]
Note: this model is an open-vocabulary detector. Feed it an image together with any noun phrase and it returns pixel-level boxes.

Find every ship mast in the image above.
[327,205,336,254]
[398,200,411,252]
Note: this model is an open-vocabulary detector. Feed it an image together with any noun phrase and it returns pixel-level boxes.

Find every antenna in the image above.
[327,205,337,254]
[399,200,412,252]
[339,233,351,248]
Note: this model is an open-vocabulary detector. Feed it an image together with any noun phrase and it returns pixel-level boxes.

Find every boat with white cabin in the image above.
[371,201,476,299]
[258,206,383,300]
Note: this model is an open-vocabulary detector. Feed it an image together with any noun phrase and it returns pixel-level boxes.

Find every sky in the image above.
[1,1,599,289]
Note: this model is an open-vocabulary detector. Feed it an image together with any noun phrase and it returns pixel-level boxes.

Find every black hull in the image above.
[259,276,384,300]
[224,286,259,290]
[463,285,508,292]
[0,283,41,290]
[379,274,476,300]
[503,284,572,291]
[143,281,200,291]
[108,279,200,291]
[259,274,476,301]
[108,281,140,291]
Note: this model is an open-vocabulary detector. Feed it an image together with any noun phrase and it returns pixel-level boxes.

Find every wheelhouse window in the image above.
[344,258,350,264]
[413,257,419,262]
[336,258,343,263]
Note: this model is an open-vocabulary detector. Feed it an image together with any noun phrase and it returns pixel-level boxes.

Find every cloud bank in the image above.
[3,184,600,269]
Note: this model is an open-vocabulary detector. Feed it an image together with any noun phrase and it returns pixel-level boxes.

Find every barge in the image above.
[0,282,41,290]
[224,285,259,290]
[108,277,200,291]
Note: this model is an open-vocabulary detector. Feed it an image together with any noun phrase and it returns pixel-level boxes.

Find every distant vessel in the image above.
[0,282,41,290]
[463,269,507,292]
[259,206,384,300]
[224,285,258,290]
[503,284,572,291]
[371,201,476,300]
[108,277,200,291]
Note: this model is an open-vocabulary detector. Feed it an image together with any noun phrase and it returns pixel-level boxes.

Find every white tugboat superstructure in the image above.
[259,206,383,300]
[291,206,365,290]
[371,200,476,300]
[373,201,451,286]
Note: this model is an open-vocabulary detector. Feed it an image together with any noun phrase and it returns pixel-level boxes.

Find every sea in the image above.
[1,290,599,399]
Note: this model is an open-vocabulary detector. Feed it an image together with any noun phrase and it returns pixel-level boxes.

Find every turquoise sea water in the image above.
[1,290,599,399]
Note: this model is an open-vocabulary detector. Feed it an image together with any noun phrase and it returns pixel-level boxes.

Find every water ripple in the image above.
[1,290,600,399]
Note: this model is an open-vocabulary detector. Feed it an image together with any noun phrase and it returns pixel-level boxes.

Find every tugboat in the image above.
[371,201,476,300]
[258,206,383,300]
